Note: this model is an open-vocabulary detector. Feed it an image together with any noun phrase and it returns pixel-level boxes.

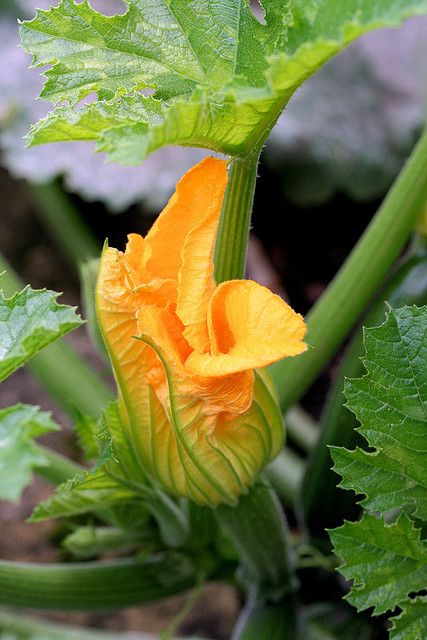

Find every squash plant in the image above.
[0,1,427,638]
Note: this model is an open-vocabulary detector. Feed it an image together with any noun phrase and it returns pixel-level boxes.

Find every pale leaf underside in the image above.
[20,0,427,163]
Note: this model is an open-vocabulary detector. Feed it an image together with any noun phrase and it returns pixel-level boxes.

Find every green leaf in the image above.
[329,306,427,634]
[20,0,427,163]
[0,286,83,381]
[332,305,427,520]
[390,596,427,640]
[0,404,59,502]
[329,513,427,616]
[29,467,140,522]
[72,408,99,462]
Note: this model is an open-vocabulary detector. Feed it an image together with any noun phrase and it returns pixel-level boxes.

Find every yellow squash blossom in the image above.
[96,158,307,506]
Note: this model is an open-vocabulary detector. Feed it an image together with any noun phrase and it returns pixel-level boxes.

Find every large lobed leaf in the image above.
[390,596,427,640]
[332,305,427,520]
[330,306,427,638]
[0,404,59,502]
[20,0,427,163]
[0,286,83,381]
[330,513,427,615]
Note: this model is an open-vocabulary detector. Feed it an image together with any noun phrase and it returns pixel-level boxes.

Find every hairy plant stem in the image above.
[301,245,427,539]
[216,483,297,602]
[214,149,260,283]
[29,181,99,267]
[0,558,196,610]
[0,252,113,416]
[270,126,427,409]
[213,152,298,619]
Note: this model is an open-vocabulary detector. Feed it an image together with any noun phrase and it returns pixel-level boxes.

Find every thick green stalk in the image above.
[270,127,427,409]
[213,151,298,630]
[232,598,298,640]
[214,150,260,283]
[0,252,113,416]
[216,483,297,601]
[29,182,99,267]
[0,558,196,610]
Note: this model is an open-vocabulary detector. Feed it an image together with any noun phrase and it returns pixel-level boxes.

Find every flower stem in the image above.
[270,126,427,409]
[231,597,298,640]
[214,149,261,283]
[301,246,427,538]
[215,482,297,601]
[213,152,299,620]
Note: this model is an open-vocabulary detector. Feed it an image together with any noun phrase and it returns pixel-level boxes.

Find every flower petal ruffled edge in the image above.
[186,279,307,377]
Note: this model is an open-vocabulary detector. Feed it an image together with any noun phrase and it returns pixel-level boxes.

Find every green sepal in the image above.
[136,334,284,507]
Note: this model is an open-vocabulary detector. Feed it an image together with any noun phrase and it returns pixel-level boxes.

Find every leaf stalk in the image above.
[270,126,427,409]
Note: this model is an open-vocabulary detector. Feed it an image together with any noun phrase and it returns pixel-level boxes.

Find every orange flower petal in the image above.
[96,246,156,424]
[137,304,253,416]
[176,161,228,353]
[97,248,193,498]
[143,157,228,284]
[186,280,307,377]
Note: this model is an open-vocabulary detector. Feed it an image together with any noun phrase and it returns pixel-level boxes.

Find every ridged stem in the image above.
[0,609,152,639]
[213,152,299,632]
[0,558,196,611]
[270,127,427,409]
[231,597,298,640]
[214,150,260,283]
[215,483,297,602]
